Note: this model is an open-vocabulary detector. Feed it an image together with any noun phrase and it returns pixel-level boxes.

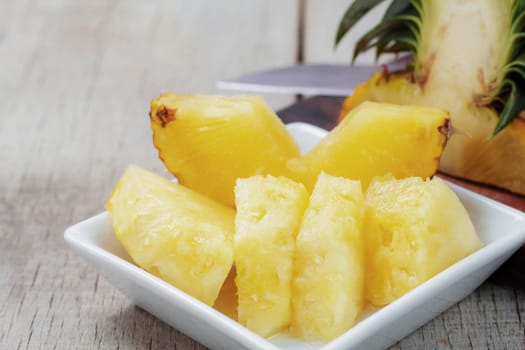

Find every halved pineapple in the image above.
[106,165,235,306]
[364,175,482,306]
[234,175,309,337]
[150,94,301,207]
[292,172,365,341]
[336,0,525,195]
[288,101,450,190]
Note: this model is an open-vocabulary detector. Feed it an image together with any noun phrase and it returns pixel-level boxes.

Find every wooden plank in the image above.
[0,1,298,349]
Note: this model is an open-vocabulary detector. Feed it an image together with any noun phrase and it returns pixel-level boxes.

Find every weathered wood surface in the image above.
[1,1,524,350]
[0,1,298,349]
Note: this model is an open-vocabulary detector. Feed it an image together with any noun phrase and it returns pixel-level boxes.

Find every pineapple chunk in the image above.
[106,165,235,306]
[288,101,450,190]
[234,175,309,337]
[150,94,301,207]
[292,172,365,341]
[364,175,482,306]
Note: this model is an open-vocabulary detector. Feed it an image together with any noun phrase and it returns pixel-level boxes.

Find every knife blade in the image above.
[217,64,376,96]
[216,56,413,96]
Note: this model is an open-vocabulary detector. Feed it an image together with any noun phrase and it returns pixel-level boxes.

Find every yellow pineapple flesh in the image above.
[288,101,450,190]
[364,175,482,306]
[105,165,235,306]
[150,94,301,207]
[291,172,365,341]
[336,0,525,195]
[341,73,525,195]
[234,175,309,337]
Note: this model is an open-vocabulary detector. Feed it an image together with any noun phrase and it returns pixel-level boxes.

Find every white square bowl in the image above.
[64,122,525,350]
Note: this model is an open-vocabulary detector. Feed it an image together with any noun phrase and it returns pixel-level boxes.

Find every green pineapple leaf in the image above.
[492,79,525,137]
[335,0,387,46]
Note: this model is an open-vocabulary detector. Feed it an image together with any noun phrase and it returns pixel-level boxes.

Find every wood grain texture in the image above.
[1,1,524,349]
[0,1,298,349]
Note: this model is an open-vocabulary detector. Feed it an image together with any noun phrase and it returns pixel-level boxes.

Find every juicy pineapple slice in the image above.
[234,175,309,337]
[364,175,482,306]
[292,172,365,341]
[150,94,301,207]
[288,101,450,190]
[106,165,235,306]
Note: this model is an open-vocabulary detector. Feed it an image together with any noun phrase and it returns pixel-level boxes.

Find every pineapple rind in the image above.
[364,175,482,306]
[234,175,309,337]
[292,172,365,341]
[106,165,235,306]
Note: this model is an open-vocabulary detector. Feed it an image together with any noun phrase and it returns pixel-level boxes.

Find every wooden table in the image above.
[1,1,524,349]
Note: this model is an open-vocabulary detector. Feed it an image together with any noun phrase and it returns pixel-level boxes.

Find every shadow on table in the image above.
[488,246,525,292]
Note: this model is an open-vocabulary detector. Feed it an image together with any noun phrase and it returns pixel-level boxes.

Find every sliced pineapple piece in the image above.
[150,94,301,207]
[234,175,309,337]
[106,165,235,306]
[288,101,450,190]
[291,172,365,341]
[364,175,482,306]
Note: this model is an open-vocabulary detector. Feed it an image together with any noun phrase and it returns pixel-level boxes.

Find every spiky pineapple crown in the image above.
[336,0,525,136]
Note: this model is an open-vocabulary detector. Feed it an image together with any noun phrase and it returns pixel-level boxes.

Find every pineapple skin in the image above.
[364,175,482,306]
[234,175,309,337]
[106,165,235,306]
[292,172,365,341]
[341,73,525,195]
[150,94,301,208]
[289,101,450,191]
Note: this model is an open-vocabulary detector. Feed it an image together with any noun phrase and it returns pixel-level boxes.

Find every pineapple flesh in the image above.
[288,101,450,190]
[234,175,309,337]
[105,165,235,306]
[292,172,365,341]
[364,175,482,306]
[337,0,525,195]
[150,94,301,207]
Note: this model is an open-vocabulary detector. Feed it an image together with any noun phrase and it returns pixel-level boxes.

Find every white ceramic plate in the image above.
[64,122,525,350]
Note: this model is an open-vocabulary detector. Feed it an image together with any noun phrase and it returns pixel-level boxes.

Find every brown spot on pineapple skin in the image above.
[473,68,498,107]
[156,105,176,127]
[376,63,415,85]
[435,118,452,168]
[417,52,436,87]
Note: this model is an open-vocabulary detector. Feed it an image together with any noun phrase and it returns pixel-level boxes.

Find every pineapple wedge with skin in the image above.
[292,172,364,341]
[150,94,301,207]
[234,175,309,337]
[288,101,450,191]
[106,165,235,306]
[364,175,482,306]
[337,0,525,195]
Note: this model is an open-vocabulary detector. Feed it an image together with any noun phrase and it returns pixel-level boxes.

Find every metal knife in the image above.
[216,57,412,96]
